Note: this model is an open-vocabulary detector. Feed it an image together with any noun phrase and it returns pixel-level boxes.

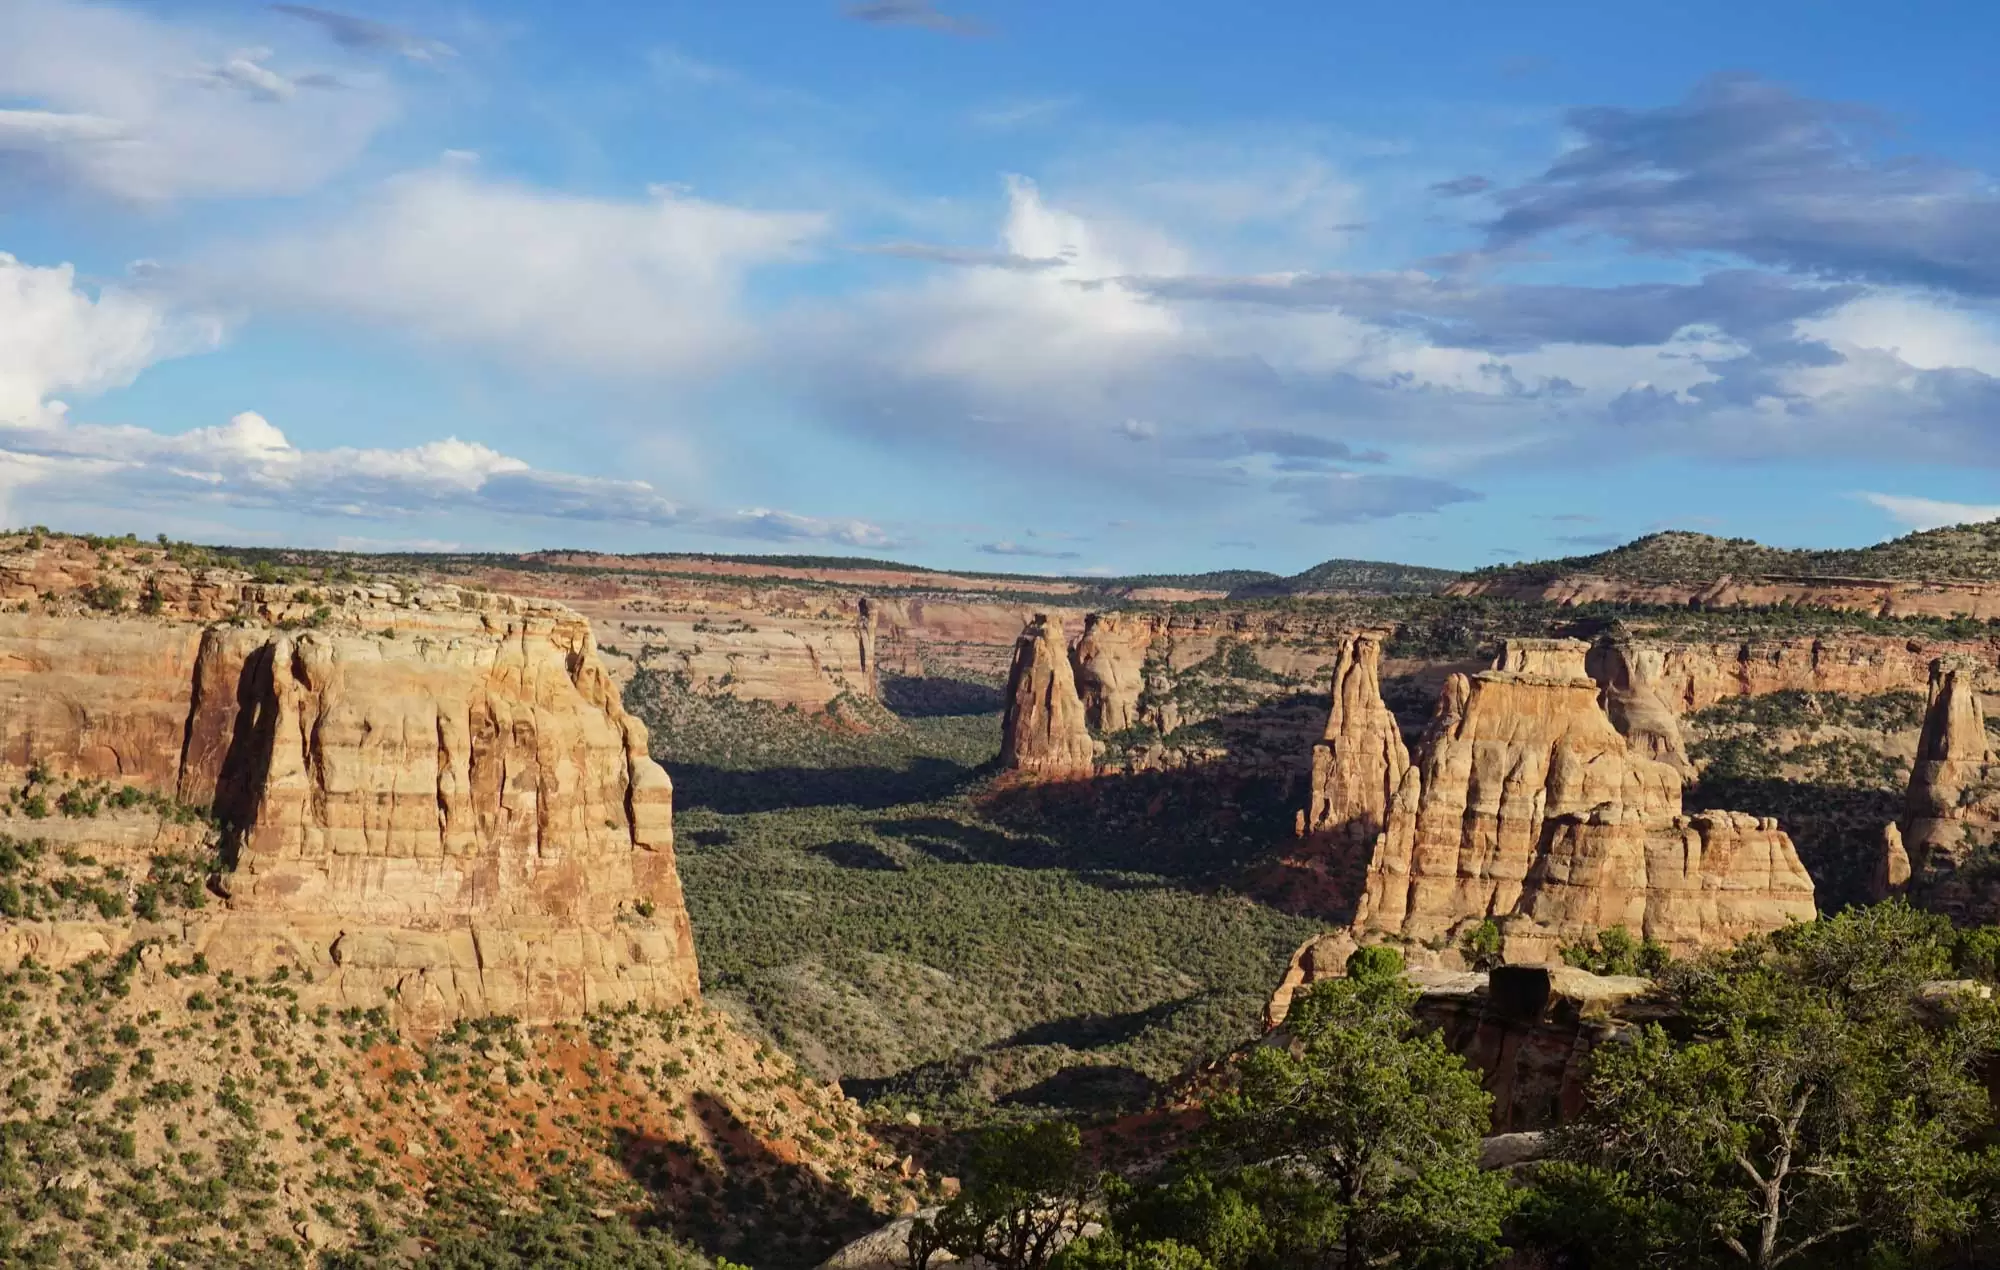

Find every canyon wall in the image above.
[1335,639,1815,957]
[1448,571,2000,621]
[0,538,698,1027]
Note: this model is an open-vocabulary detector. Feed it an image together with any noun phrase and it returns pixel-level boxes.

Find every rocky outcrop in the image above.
[1596,633,1997,714]
[1299,632,1409,842]
[1449,571,2000,622]
[1893,658,2000,921]
[1586,638,1693,776]
[0,538,698,1027]
[1353,639,1815,956]
[1262,958,1672,1132]
[1071,612,1162,734]
[998,614,1097,780]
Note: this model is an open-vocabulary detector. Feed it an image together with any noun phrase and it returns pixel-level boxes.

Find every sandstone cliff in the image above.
[998,614,1097,780]
[1448,571,2000,621]
[1299,632,1409,842]
[1071,612,1163,734]
[0,537,697,1027]
[1353,639,1816,956]
[1893,658,2000,921]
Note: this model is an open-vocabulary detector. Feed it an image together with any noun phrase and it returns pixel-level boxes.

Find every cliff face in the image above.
[1448,571,2000,621]
[998,614,1097,780]
[1071,612,1163,734]
[1895,658,2000,922]
[1353,639,1816,956]
[0,540,697,1027]
[1606,633,1997,713]
[1300,632,1409,843]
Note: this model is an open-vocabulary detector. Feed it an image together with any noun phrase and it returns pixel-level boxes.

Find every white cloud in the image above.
[1860,492,2000,533]
[0,251,221,425]
[0,0,393,200]
[0,247,894,546]
[220,165,825,374]
[0,408,899,545]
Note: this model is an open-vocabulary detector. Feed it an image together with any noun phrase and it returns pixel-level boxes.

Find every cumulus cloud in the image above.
[215,165,825,373]
[1485,73,2000,296]
[0,249,891,545]
[0,408,898,544]
[0,0,393,201]
[0,252,221,425]
[1860,493,2000,533]
[844,1,988,36]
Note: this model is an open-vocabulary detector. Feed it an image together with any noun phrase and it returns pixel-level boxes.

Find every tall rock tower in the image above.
[999,613,1097,780]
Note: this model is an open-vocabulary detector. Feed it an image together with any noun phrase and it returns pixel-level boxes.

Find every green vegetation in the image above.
[1684,689,1922,912]
[1526,902,2000,1268]
[918,908,2000,1269]
[1472,522,2000,585]
[1559,925,1671,977]
[1056,947,1511,1270]
[633,669,1318,1125]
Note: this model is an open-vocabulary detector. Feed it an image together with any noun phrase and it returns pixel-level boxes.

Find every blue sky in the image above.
[3,0,1999,573]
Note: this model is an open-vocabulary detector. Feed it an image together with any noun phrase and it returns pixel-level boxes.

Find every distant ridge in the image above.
[1474,524,2000,587]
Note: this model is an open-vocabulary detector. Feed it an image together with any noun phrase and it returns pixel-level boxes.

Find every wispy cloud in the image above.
[844,0,988,36]
[269,5,454,62]
[0,0,394,201]
[1860,492,2000,533]
[1485,73,2000,297]
[855,241,1071,271]
[975,539,1080,560]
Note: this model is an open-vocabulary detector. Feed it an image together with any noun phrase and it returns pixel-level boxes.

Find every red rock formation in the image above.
[1586,638,1693,776]
[0,538,698,1027]
[1353,639,1815,957]
[1605,634,1997,714]
[1300,632,1409,842]
[1894,658,2000,921]
[1448,571,2000,622]
[998,614,1097,780]
[1071,612,1162,734]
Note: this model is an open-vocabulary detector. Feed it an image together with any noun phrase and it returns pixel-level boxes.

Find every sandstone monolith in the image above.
[998,614,1096,779]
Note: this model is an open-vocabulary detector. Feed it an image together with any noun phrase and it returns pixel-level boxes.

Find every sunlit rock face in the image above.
[1348,639,1815,958]
[0,538,698,1028]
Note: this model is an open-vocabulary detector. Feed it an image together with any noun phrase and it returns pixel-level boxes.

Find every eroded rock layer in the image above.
[1299,632,1409,843]
[998,613,1097,780]
[1352,639,1816,956]
[0,540,697,1027]
[1894,658,2000,922]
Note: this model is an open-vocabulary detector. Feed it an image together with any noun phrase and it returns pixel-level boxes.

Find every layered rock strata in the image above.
[1352,639,1816,956]
[1298,632,1409,842]
[1891,658,2000,921]
[1448,571,2000,622]
[0,541,697,1027]
[998,614,1097,780]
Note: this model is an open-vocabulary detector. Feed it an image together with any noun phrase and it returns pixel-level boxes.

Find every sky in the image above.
[3,0,2000,574]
